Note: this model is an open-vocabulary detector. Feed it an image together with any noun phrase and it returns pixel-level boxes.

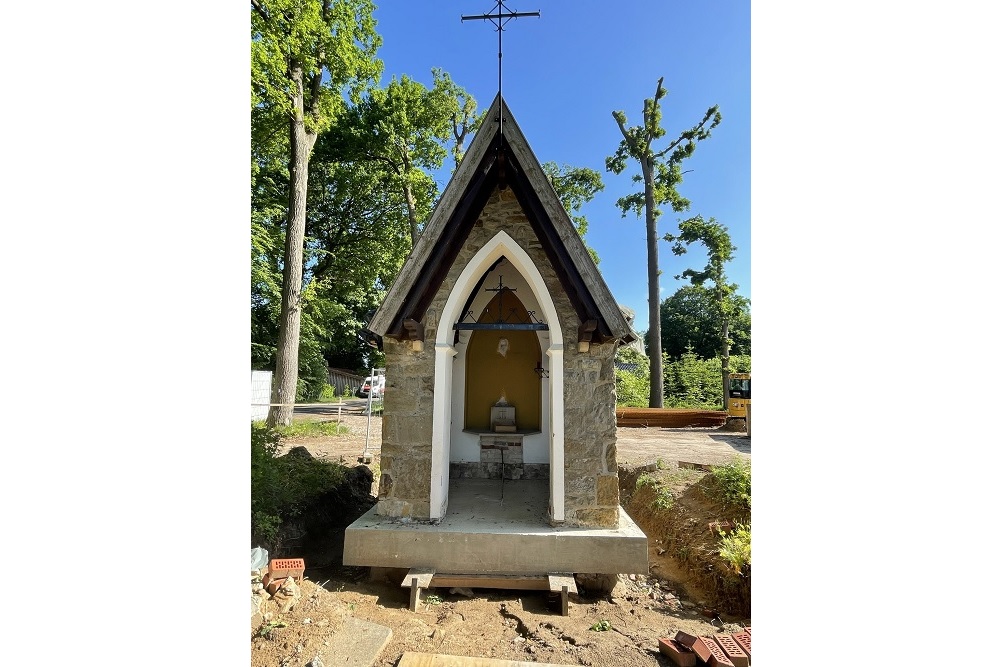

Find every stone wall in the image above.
[375,186,620,527]
[376,336,435,519]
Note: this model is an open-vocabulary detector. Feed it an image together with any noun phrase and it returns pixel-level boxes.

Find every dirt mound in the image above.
[622,464,750,617]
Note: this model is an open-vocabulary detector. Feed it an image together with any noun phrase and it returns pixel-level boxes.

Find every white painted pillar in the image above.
[429,342,457,519]
[547,344,565,522]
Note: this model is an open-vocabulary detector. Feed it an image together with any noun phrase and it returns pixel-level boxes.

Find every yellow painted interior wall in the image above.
[464,289,541,431]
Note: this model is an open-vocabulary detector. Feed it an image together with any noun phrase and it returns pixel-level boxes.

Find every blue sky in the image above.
[370,1,750,333]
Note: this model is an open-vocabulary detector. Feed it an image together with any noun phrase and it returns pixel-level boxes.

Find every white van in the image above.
[356,373,386,399]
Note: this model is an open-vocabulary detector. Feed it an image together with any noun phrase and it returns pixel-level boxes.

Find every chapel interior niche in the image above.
[463,288,542,432]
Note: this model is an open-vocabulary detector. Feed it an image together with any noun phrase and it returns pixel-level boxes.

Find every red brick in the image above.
[268,558,305,579]
[689,637,714,664]
[732,632,751,661]
[713,634,749,667]
[675,631,698,648]
[265,576,288,596]
[699,636,735,667]
[743,626,750,635]
[658,638,697,667]
[708,521,732,533]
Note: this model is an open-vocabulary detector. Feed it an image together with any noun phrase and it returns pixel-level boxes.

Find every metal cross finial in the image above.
[462,2,540,138]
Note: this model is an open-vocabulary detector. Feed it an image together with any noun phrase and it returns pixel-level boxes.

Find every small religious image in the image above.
[496,337,509,357]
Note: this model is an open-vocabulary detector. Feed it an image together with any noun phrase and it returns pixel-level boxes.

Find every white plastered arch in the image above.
[429,231,565,521]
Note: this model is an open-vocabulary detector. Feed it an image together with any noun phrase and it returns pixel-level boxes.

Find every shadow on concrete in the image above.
[708,433,750,455]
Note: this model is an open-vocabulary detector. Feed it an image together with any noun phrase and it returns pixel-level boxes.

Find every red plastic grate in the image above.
[714,634,749,667]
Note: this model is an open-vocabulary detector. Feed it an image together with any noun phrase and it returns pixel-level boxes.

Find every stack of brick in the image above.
[658,627,751,666]
[262,558,305,596]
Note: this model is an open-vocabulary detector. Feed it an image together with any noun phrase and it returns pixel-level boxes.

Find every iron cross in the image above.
[462,2,540,137]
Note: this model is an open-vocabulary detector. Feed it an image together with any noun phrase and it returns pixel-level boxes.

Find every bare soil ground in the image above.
[253,406,750,667]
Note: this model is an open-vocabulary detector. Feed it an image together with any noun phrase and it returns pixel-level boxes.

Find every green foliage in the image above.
[635,472,674,510]
[424,594,443,606]
[542,161,605,264]
[251,421,348,546]
[318,383,336,402]
[254,617,288,639]
[662,347,722,409]
[635,472,655,489]
[615,345,650,407]
[708,457,751,514]
[590,620,612,632]
[432,67,483,169]
[652,488,674,510]
[717,521,751,575]
[660,285,751,360]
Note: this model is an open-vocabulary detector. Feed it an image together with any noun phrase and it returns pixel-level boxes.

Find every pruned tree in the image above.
[541,162,605,265]
[252,0,382,426]
[606,77,721,408]
[665,215,743,409]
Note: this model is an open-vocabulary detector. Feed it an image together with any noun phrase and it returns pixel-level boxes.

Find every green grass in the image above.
[635,471,675,510]
[275,420,351,438]
[708,456,751,513]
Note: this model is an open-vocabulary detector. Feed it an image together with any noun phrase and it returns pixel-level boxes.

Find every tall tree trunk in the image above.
[268,61,318,427]
[720,318,731,411]
[403,180,419,247]
[642,158,664,408]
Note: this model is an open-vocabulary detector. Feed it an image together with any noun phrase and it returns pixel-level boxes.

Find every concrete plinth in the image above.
[344,479,648,575]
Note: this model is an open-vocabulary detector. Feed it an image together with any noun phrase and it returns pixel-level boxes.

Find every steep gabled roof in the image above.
[369,94,634,344]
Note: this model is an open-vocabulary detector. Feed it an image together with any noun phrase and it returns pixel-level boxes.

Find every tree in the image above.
[252,0,381,426]
[432,67,483,170]
[347,73,465,246]
[659,285,750,361]
[541,162,605,265]
[665,215,743,409]
[606,77,721,408]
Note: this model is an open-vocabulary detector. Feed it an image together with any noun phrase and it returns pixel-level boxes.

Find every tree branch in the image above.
[652,113,716,160]
[251,0,270,22]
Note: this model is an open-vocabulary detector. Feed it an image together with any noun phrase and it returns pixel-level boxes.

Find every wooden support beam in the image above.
[401,567,436,611]
[547,573,577,617]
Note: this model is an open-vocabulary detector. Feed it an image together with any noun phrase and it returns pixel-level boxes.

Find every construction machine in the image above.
[727,372,751,419]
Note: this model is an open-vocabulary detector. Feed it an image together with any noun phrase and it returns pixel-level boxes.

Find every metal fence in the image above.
[251,370,272,421]
[327,368,365,397]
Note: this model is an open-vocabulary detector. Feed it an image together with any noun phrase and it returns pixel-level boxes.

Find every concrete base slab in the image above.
[316,616,392,667]
[345,479,647,575]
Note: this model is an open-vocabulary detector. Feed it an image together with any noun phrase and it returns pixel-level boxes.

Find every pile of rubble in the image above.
[251,557,305,633]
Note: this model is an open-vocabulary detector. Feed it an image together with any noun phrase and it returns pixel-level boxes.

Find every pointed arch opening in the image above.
[430,231,565,523]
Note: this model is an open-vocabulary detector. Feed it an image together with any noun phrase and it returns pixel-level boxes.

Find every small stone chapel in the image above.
[344,94,648,581]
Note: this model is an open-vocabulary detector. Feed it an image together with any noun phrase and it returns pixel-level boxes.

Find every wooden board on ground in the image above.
[398,652,568,667]
[317,617,392,667]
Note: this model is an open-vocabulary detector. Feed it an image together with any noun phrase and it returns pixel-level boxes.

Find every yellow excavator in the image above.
[727,372,751,419]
